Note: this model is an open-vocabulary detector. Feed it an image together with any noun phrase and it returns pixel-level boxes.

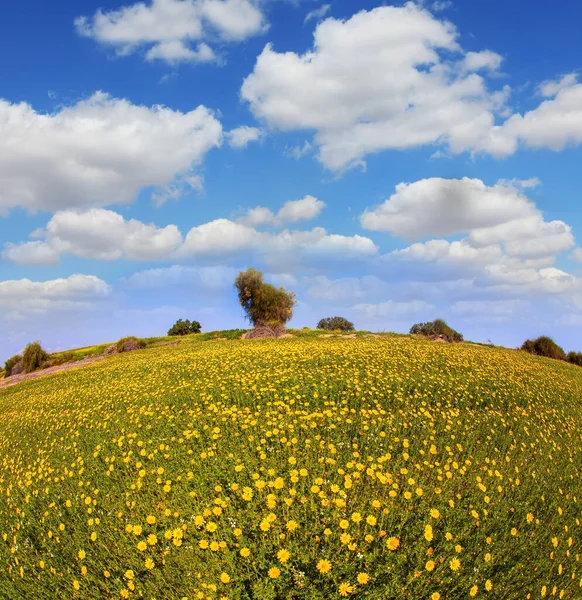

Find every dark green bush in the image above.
[168,319,201,336]
[521,336,566,361]
[567,351,582,366]
[4,355,21,377]
[317,317,355,332]
[22,342,49,373]
[410,319,463,342]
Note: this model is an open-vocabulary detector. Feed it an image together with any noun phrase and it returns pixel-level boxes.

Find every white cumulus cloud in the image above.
[76,0,266,64]
[241,3,507,170]
[0,92,222,215]
[0,275,111,314]
[226,125,263,148]
[237,195,325,227]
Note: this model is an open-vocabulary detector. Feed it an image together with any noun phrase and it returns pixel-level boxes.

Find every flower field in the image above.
[0,336,581,599]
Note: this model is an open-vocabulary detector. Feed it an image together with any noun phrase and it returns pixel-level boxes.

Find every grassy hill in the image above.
[0,335,581,599]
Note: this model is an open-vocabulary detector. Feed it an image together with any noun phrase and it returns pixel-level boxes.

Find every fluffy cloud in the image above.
[361,178,574,261]
[0,275,110,314]
[241,3,507,170]
[3,209,183,263]
[361,178,535,239]
[481,75,582,156]
[226,126,263,148]
[238,195,325,227]
[2,241,60,266]
[177,219,377,270]
[76,0,266,64]
[0,93,222,214]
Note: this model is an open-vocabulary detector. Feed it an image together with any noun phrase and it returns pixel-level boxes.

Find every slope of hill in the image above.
[1,336,581,599]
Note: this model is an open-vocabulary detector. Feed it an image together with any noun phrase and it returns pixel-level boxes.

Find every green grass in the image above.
[0,336,581,599]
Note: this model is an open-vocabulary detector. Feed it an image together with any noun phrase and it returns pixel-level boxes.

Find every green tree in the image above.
[22,342,48,373]
[235,268,296,328]
[168,319,202,336]
[317,316,355,332]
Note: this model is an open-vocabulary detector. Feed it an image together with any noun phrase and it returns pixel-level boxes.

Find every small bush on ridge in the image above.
[317,317,355,332]
[116,337,147,353]
[567,351,582,366]
[410,319,463,342]
[3,355,21,378]
[521,336,566,361]
[22,342,49,374]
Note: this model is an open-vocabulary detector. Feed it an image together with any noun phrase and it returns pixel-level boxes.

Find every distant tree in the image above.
[3,355,22,378]
[567,351,582,367]
[22,342,48,373]
[410,319,463,343]
[521,336,566,361]
[235,268,296,328]
[317,316,355,332]
[168,319,201,336]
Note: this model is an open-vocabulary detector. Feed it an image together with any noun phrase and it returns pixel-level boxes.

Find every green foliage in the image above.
[3,355,21,378]
[521,336,566,361]
[116,337,147,353]
[410,318,463,342]
[567,351,582,366]
[317,316,355,332]
[234,268,296,327]
[168,319,202,336]
[22,342,48,374]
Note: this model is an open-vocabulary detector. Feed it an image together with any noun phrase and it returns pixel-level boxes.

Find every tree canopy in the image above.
[235,268,296,328]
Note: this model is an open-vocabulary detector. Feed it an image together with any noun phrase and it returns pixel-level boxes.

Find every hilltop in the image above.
[1,335,581,599]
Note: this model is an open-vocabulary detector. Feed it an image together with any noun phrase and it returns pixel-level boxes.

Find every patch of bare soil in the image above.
[0,355,106,390]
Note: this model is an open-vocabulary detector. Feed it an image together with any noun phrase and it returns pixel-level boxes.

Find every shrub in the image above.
[521,336,566,361]
[410,319,463,342]
[22,342,49,374]
[567,351,582,366]
[235,268,296,328]
[317,317,355,332]
[4,355,21,377]
[116,337,146,353]
[168,319,202,336]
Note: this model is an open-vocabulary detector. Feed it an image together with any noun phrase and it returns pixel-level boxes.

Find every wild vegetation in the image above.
[168,319,202,336]
[317,317,355,332]
[409,319,464,343]
[1,335,581,599]
[235,268,296,334]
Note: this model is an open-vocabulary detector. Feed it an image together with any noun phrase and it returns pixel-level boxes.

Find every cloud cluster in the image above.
[3,200,375,272]
[242,3,507,170]
[237,195,325,227]
[0,93,222,215]
[362,177,574,265]
[76,0,266,64]
[241,4,582,170]
[0,275,110,314]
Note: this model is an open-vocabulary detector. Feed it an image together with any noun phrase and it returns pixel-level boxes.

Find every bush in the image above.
[567,351,582,366]
[410,319,463,342]
[22,342,49,374]
[168,319,202,336]
[521,336,566,361]
[4,355,21,377]
[317,317,355,332]
[116,337,147,353]
[235,268,296,328]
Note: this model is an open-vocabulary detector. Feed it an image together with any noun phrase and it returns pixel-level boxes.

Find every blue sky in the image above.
[2,0,582,358]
